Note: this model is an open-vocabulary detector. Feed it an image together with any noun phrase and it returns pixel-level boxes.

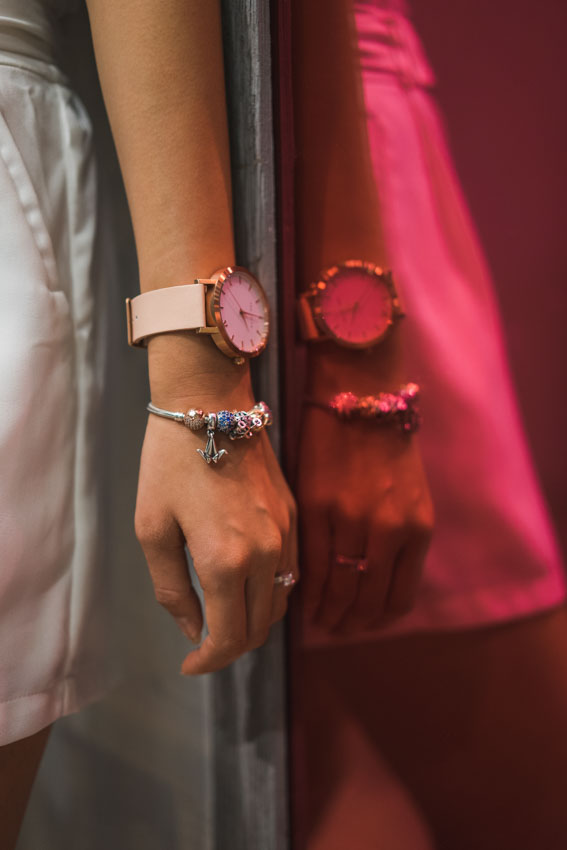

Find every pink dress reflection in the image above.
[304,0,565,645]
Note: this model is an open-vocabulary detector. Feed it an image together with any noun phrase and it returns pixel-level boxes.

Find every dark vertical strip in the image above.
[270,4,303,849]
[213,3,289,849]
[270,0,299,480]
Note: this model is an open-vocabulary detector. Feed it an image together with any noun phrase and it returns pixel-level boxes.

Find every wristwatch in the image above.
[297,260,404,349]
[126,266,270,363]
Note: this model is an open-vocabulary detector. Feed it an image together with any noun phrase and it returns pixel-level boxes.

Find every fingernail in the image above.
[175,617,201,644]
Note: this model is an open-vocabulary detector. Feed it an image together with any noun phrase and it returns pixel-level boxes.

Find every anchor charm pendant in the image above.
[197,426,228,464]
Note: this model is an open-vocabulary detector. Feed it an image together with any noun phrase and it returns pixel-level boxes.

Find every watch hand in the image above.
[324,304,358,316]
[224,289,244,312]
[240,310,263,319]
[356,288,378,309]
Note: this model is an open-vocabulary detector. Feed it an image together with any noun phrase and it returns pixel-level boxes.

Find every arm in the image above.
[291,0,433,632]
[86,0,239,401]
[86,0,297,671]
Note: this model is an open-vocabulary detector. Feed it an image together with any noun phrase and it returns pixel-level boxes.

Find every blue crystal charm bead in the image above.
[217,410,235,433]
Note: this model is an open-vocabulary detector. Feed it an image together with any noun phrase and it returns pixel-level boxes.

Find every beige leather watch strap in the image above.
[126,284,208,347]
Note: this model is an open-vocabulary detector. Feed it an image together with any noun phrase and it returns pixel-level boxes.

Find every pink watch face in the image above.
[216,269,270,355]
[317,266,394,346]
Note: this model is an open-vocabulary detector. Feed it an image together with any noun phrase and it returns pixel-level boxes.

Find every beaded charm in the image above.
[315,383,421,434]
[216,410,236,433]
[146,400,273,465]
[184,408,206,430]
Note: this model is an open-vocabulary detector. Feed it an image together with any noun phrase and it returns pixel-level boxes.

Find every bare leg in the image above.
[292,606,567,850]
[291,646,435,850]
[0,723,52,850]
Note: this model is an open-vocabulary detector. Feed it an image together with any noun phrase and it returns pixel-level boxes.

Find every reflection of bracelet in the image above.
[305,383,421,434]
[147,401,272,464]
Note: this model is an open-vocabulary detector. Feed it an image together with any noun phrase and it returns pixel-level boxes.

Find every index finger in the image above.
[180,579,247,675]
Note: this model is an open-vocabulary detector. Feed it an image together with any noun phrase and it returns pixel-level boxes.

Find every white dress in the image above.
[0,0,115,745]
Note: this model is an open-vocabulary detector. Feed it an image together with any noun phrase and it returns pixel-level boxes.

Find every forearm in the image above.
[292,0,387,280]
[86,0,233,287]
[86,0,249,405]
[292,0,407,391]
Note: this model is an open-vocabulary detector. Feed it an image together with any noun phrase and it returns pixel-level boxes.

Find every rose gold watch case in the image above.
[298,260,404,349]
[198,266,270,361]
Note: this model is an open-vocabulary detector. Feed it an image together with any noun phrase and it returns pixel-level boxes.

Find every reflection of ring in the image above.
[274,572,297,588]
[335,554,369,573]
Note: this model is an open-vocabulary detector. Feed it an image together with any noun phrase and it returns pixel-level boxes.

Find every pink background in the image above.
[412,0,567,556]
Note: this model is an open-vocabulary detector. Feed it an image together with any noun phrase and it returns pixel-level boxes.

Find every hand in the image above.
[134,383,298,675]
[296,398,433,635]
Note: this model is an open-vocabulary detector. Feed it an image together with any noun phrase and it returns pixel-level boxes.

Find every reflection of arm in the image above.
[85,0,247,405]
[292,0,387,284]
[292,0,406,392]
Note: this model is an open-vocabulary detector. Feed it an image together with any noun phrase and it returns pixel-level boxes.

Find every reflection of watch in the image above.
[126,266,270,363]
[297,260,404,348]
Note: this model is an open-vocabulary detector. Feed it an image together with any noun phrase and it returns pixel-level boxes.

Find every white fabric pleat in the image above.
[0,9,115,744]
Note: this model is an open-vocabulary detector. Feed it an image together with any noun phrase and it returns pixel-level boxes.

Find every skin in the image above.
[291,0,434,630]
[293,608,567,850]
[0,724,52,850]
[1,5,298,844]
[84,0,299,673]
[298,333,433,633]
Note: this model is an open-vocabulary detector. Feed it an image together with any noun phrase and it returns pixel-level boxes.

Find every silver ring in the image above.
[334,554,369,573]
[274,572,296,588]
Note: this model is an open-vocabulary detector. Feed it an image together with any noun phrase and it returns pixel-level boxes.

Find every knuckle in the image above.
[153,585,186,612]
[261,533,283,562]
[201,560,247,594]
[210,541,250,573]
[225,636,248,657]
[134,520,165,549]
[409,511,435,541]
[134,510,173,550]
[134,512,155,547]
[251,522,282,562]
[371,512,404,536]
[209,633,247,660]
[335,501,364,526]
[413,493,436,532]
[226,549,251,576]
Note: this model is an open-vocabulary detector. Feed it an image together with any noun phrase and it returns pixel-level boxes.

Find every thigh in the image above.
[321,606,567,850]
[0,723,52,850]
[291,646,435,850]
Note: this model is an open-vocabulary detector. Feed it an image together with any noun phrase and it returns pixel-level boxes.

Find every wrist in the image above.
[147,331,256,410]
[306,324,409,398]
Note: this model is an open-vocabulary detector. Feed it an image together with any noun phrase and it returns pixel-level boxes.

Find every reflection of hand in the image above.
[296,391,433,635]
[135,390,298,674]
